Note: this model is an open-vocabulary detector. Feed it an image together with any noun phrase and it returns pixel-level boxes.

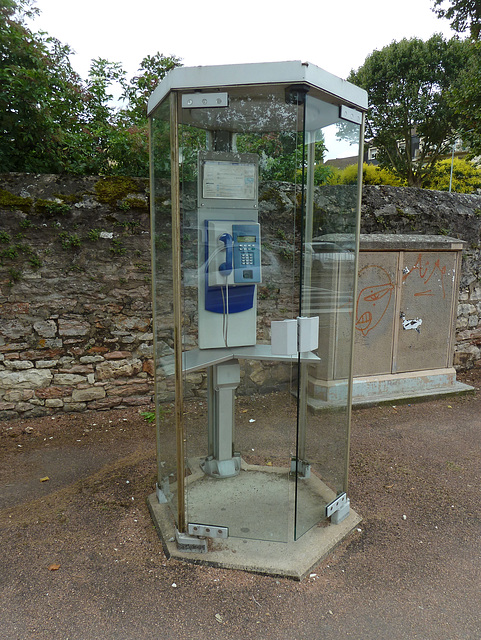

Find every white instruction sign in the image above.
[203,161,256,200]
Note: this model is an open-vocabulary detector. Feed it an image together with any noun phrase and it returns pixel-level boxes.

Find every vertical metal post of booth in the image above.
[170,91,186,533]
[343,111,365,493]
[297,133,316,467]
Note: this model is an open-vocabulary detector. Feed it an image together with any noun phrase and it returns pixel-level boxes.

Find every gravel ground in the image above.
[0,369,480,640]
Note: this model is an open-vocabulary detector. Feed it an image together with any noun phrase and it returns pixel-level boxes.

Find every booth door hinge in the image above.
[175,529,208,553]
[182,92,229,109]
[188,523,229,539]
[290,457,311,478]
[326,493,350,524]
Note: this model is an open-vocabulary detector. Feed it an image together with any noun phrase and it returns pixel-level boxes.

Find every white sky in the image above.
[29,0,455,82]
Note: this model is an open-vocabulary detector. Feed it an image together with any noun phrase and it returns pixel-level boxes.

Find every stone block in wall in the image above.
[142,359,154,376]
[33,320,57,338]
[118,396,152,406]
[36,360,59,369]
[137,343,154,358]
[45,399,64,408]
[63,402,87,412]
[22,348,62,361]
[114,316,151,333]
[103,351,132,360]
[35,386,73,399]
[86,347,109,355]
[470,283,481,301]
[4,360,34,370]
[87,397,123,410]
[0,344,28,354]
[248,361,268,386]
[16,402,34,412]
[72,387,106,402]
[105,382,152,397]
[53,373,88,385]
[454,344,481,368]
[80,355,105,364]
[4,389,34,402]
[58,319,90,336]
[58,365,94,374]
[458,303,476,316]
[0,369,52,389]
[457,327,481,342]
[0,320,29,339]
[95,359,142,380]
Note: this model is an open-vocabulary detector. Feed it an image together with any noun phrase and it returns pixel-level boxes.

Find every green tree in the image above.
[121,52,182,126]
[0,0,84,172]
[348,35,471,187]
[432,0,481,39]
[447,42,481,156]
[108,53,182,177]
[0,0,182,176]
[62,54,182,176]
[0,0,37,20]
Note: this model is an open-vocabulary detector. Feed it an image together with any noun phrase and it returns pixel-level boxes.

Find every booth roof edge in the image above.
[147,60,368,116]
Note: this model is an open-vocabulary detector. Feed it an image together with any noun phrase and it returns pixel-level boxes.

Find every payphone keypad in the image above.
[240,245,255,266]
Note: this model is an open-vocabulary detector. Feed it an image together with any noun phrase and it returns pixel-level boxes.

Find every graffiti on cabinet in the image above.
[355,265,395,337]
[355,253,449,337]
[401,253,448,299]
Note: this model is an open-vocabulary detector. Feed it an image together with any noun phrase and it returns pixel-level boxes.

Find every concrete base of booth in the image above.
[308,367,474,409]
[147,486,361,581]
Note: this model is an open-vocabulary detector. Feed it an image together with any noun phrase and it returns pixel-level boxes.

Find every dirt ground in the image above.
[0,369,480,640]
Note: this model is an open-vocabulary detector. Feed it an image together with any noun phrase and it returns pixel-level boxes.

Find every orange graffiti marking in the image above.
[355,265,395,336]
[414,290,433,297]
[403,254,447,298]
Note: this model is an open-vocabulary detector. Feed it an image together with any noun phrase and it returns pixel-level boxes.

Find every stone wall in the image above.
[0,174,153,420]
[0,174,480,420]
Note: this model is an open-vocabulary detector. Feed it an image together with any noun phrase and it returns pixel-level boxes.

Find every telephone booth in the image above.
[147,61,367,578]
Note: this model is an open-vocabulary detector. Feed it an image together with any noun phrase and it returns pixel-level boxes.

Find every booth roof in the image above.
[147,60,368,117]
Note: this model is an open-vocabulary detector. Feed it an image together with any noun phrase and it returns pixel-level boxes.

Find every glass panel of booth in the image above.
[176,86,305,543]
[149,100,180,524]
[149,81,362,544]
[295,95,361,539]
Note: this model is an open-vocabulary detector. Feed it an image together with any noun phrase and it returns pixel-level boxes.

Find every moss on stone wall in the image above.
[94,177,145,206]
[0,188,33,211]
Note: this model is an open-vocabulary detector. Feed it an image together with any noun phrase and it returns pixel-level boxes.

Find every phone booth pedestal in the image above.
[147,61,367,578]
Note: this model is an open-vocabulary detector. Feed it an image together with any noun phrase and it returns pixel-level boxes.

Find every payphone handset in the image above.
[206,221,261,288]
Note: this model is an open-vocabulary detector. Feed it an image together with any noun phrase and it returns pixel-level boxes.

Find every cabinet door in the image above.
[353,252,399,376]
[393,251,457,373]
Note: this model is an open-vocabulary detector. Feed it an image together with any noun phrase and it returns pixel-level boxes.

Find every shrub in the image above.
[329,163,403,186]
[423,158,481,193]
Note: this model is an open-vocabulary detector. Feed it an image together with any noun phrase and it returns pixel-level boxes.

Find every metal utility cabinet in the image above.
[307,234,471,407]
[146,61,367,578]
